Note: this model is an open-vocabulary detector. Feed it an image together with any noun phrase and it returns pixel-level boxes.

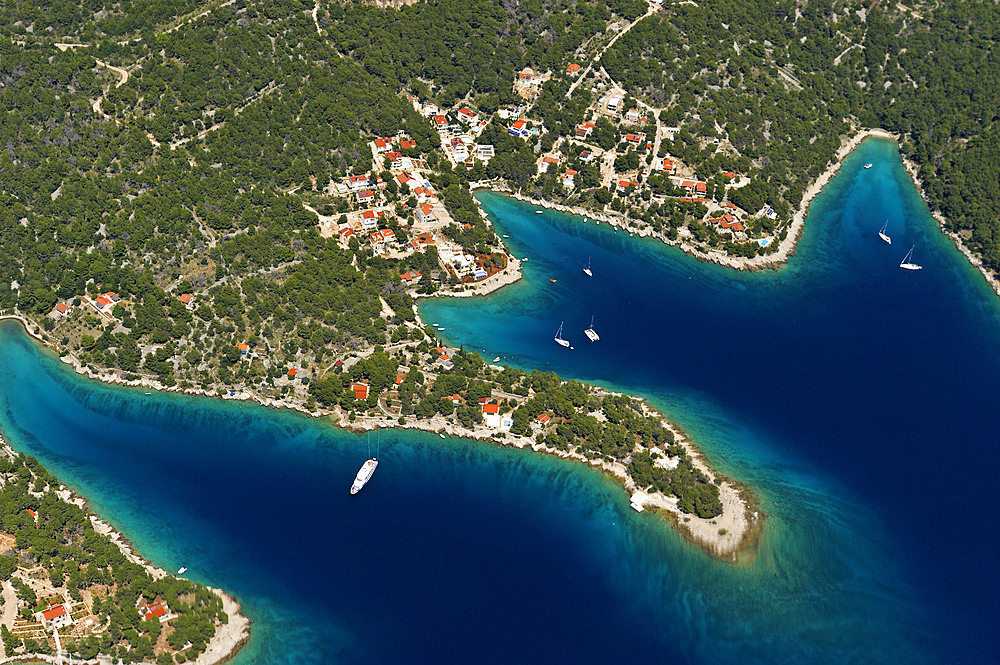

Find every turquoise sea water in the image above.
[0,137,997,663]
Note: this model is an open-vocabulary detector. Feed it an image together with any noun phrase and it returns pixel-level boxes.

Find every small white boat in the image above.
[493,356,500,362]
[536,210,543,214]
[900,245,922,271]
[583,257,593,277]
[554,322,570,348]
[503,234,509,238]
[864,163,873,169]
[145,392,151,395]
[351,458,378,494]
[177,567,187,575]
[879,220,891,244]
[440,433,446,439]
[584,316,600,342]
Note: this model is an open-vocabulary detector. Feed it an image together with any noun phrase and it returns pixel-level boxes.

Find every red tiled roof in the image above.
[236,343,249,352]
[400,139,416,149]
[334,360,344,367]
[287,368,297,377]
[95,296,111,307]
[55,303,70,313]
[178,293,193,304]
[42,605,66,621]
[566,63,581,73]
[536,414,550,424]
[511,120,526,130]
[352,383,370,400]
[482,404,500,414]
[144,602,166,620]
[695,182,707,193]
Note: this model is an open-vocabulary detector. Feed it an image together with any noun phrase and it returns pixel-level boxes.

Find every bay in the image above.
[0,136,995,664]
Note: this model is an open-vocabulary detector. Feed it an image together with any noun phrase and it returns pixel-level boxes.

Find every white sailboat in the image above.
[177,567,188,575]
[900,245,923,271]
[879,220,891,244]
[351,433,379,494]
[584,316,600,342]
[554,322,571,348]
[583,257,593,277]
[864,163,873,169]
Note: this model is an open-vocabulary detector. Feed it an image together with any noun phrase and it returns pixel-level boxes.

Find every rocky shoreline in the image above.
[0,435,251,665]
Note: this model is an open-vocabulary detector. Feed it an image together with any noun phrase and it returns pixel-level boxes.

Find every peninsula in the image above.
[0,434,249,665]
[0,0,996,631]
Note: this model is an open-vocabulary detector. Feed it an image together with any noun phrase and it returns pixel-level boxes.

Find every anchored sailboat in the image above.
[554,322,571,348]
[584,316,599,342]
[583,257,593,277]
[879,220,891,244]
[900,245,923,271]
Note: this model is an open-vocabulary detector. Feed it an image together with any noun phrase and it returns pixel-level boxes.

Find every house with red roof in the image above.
[400,139,416,150]
[374,138,391,152]
[236,343,249,355]
[380,229,396,244]
[695,182,707,195]
[396,172,418,191]
[352,383,370,400]
[416,203,436,224]
[566,63,581,74]
[433,114,448,129]
[575,122,595,138]
[178,293,193,305]
[625,133,642,145]
[356,190,375,203]
[143,602,168,621]
[339,227,354,238]
[509,119,528,137]
[287,368,298,379]
[457,108,479,124]
[52,303,71,318]
[413,185,436,203]
[94,296,111,310]
[347,175,370,191]
[536,414,551,425]
[38,603,72,630]
[385,151,404,169]
[562,169,577,189]
[617,180,637,195]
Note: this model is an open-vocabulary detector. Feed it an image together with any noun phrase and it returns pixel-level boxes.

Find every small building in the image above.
[575,122,595,138]
[508,119,528,137]
[178,293,193,305]
[287,368,298,379]
[625,108,641,123]
[695,182,707,195]
[579,150,594,162]
[347,175,370,191]
[236,343,249,355]
[143,602,168,621]
[606,96,623,112]
[625,133,642,145]
[416,203,436,223]
[374,138,391,153]
[433,114,448,129]
[457,108,479,124]
[39,603,73,631]
[356,190,375,203]
[476,144,494,159]
[518,67,534,83]
[400,139,417,150]
[413,185,437,203]
[352,383,370,400]
[536,414,551,425]
[566,63,581,74]
[617,180,636,195]
[473,269,488,280]
[94,296,111,310]
[562,169,577,189]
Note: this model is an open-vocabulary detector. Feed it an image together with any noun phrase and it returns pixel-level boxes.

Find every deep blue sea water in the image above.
[0,137,998,664]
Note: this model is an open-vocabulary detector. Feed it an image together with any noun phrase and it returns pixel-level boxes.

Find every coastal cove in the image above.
[0,137,996,665]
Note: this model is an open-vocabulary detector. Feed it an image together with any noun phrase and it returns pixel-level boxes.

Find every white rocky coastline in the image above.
[0,435,250,665]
